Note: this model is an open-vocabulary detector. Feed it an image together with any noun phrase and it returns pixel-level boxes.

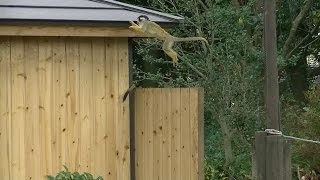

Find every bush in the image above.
[47,166,103,180]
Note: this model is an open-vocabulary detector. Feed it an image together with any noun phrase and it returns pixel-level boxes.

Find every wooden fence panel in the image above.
[134,88,204,180]
[0,37,130,180]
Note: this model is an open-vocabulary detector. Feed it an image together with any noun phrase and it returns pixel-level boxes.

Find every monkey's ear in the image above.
[138,15,150,22]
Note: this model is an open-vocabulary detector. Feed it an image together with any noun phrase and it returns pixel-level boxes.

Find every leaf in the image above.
[63,165,69,172]
[96,176,104,180]
[47,175,55,180]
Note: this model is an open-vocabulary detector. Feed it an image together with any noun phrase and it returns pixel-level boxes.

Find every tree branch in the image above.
[286,21,320,59]
[197,0,209,11]
[177,54,208,79]
[231,0,240,8]
[301,35,320,49]
[283,0,314,60]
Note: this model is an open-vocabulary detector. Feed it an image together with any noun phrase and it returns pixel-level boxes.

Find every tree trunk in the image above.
[214,113,234,165]
[218,117,233,180]
[220,119,233,164]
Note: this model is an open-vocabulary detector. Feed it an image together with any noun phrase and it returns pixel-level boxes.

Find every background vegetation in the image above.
[120,0,320,179]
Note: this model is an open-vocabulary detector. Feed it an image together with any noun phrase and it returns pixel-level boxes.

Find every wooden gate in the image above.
[134,88,204,180]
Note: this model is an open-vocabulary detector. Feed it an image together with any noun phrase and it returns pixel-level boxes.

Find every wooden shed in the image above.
[0,1,203,180]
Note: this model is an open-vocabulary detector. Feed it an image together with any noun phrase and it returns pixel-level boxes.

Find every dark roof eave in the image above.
[0,19,181,27]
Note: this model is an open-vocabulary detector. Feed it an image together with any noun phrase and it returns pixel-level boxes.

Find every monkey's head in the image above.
[138,15,150,22]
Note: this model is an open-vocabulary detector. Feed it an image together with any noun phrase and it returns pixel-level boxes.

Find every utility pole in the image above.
[254,1,291,180]
[264,0,279,130]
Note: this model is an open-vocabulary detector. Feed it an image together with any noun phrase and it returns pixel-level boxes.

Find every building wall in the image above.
[0,36,130,180]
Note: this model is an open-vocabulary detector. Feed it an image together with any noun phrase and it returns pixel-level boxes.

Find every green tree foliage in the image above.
[282,85,320,175]
[278,0,320,103]
[121,0,320,178]
[277,0,320,175]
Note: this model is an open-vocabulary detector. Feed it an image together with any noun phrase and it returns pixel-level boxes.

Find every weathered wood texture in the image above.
[253,132,292,180]
[266,135,284,180]
[134,88,204,180]
[0,37,130,180]
[264,0,279,130]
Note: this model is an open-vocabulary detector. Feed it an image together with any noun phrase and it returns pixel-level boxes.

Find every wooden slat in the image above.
[10,37,26,180]
[190,88,200,180]
[0,25,148,37]
[79,38,93,173]
[59,37,67,171]
[146,89,154,180]
[171,89,181,180]
[24,37,41,180]
[198,88,204,180]
[117,37,130,180]
[161,88,172,180]
[153,89,162,180]
[38,37,53,176]
[134,89,144,180]
[52,37,60,172]
[52,37,67,172]
[92,37,107,178]
[181,88,190,180]
[0,37,11,179]
[65,37,80,172]
[141,88,148,180]
[105,38,117,180]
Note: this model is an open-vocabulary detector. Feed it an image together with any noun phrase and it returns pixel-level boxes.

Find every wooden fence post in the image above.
[266,135,284,179]
[254,132,292,180]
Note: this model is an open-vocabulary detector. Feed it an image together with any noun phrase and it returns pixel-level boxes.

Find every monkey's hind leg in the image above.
[162,39,179,66]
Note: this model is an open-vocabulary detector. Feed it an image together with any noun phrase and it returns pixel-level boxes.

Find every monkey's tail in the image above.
[122,84,136,102]
[174,37,210,55]
[174,37,208,44]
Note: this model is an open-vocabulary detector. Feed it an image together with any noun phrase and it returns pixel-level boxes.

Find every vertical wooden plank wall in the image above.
[0,37,130,180]
[134,88,204,180]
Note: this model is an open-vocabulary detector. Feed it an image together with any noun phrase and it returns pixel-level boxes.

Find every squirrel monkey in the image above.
[129,15,209,66]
